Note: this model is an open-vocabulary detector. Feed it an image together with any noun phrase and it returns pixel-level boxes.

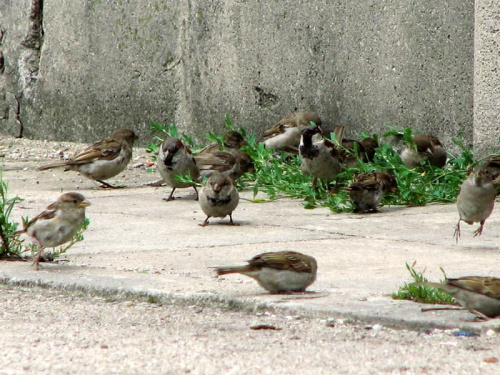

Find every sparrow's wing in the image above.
[349,173,380,190]
[24,208,57,229]
[448,277,500,299]
[195,151,236,172]
[263,124,286,139]
[250,252,312,273]
[68,138,123,165]
[197,142,223,157]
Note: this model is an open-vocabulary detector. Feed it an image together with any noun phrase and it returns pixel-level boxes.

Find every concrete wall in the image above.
[1,0,475,147]
[473,0,500,159]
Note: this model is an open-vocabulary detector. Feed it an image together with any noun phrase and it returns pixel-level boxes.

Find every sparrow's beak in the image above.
[213,183,222,192]
[79,200,91,208]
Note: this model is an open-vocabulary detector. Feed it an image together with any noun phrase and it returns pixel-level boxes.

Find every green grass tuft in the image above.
[391,262,456,305]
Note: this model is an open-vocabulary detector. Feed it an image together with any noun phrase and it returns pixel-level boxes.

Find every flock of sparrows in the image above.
[11,111,500,320]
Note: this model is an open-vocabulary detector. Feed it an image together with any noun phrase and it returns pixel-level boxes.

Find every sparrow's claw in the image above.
[97,180,124,189]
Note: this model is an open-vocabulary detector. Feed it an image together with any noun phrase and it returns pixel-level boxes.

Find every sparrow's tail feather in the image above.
[333,125,345,142]
[215,266,251,276]
[10,229,26,237]
[38,161,69,171]
[412,282,443,289]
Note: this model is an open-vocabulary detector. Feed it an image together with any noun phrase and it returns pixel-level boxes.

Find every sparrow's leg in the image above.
[163,188,176,202]
[192,186,199,201]
[312,177,318,191]
[473,220,485,237]
[32,238,44,271]
[228,214,240,226]
[97,180,124,189]
[471,309,490,321]
[199,216,211,227]
[453,219,461,243]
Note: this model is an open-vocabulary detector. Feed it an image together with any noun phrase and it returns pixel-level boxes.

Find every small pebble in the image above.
[486,329,496,337]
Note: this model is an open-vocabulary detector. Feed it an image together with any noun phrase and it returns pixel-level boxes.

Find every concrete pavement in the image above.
[1,149,500,334]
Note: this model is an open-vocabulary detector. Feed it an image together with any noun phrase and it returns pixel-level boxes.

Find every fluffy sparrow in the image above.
[196,131,254,181]
[346,171,398,213]
[299,125,343,188]
[39,129,138,188]
[215,251,318,293]
[454,167,496,242]
[263,111,322,151]
[14,192,90,270]
[157,137,200,201]
[400,133,447,169]
[413,276,500,319]
[199,171,239,227]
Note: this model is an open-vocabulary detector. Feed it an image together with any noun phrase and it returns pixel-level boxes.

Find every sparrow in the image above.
[14,192,90,270]
[299,125,343,188]
[485,154,500,187]
[195,131,254,181]
[413,276,500,319]
[215,251,318,293]
[263,111,322,151]
[454,167,496,242]
[400,133,447,169]
[157,137,200,201]
[336,127,379,167]
[346,171,398,212]
[39,129,138,188]
[199,171,239,227]
[360,137,379,163]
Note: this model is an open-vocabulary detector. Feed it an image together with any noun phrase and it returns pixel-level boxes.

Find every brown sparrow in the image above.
[157,137,200,201]
[336,126,378,167]
[346,171,398,212]
[263,111,322,151]
[454,167,496,242]
[485,155,500,186]
[199,171,239,227]
[14,192,90,270]
[39,129,138,188]
[299,125,343,188]
[400,133,447,168]
[215,251,318,293]
[195,131,254,181]
[413,276,500,319]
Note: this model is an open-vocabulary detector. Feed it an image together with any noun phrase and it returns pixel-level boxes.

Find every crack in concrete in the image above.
[13,95,24,138]
[21,0,44,50]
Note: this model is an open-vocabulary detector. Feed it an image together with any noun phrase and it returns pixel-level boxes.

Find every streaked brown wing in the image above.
[249,251,312,273]
[263,124,285,139]
[25,209,56,229]
[448,277,500,299]
[70,139,123,164]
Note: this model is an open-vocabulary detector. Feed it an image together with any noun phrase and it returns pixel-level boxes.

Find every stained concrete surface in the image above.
[1,139,500,336]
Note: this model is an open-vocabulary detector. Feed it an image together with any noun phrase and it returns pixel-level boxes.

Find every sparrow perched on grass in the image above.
[39,129,138,188]
[454,167,496,242]
[196,131,254,181]
[299,125,343,188]
[400,133,447,169]
[157,137,200,201]
[413,276,500,319]
[199,171,239,226]
[215,251,318,293]
[263,111,322,151]
[346,171,398,213]
[14,192,90,270]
